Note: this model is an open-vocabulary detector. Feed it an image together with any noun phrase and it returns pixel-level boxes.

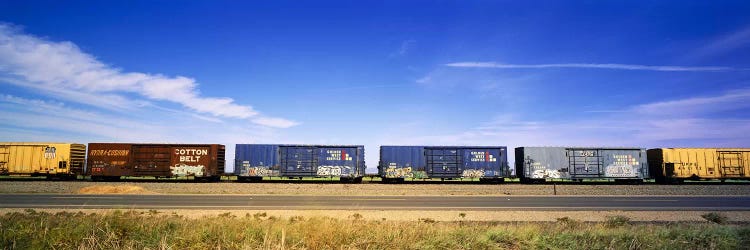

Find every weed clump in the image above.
[556,216,580,229]
[702,212,728,224]
[419,218,436,223]
[289,216,305,223]
[605,215,631,228]
[252,212,268,220]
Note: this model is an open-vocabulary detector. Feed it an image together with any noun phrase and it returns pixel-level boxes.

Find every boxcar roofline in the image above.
[519,146,644,150]
[654,147,750,150]
[238,144,364,147]
[90,143,222,146]
[381,145,506,148]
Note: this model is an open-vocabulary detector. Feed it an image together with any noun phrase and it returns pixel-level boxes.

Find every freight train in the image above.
[1,142,749,184]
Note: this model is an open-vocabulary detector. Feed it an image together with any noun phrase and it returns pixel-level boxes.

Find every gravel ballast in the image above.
[0,181,749,196]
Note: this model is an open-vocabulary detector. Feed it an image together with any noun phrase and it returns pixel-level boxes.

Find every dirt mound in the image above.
[77,185,153,194]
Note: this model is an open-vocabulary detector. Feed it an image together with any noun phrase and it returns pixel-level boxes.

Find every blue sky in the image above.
[1,1,750,173]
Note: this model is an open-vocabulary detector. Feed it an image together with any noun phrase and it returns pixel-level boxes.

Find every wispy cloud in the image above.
[0,94,285,171]
[0,24,297,128]
[693,24,750,58]
[445,62,735,72]
[251,116,299,128]
[415,75,431,84]
[377,88,750,169]
[633,88,750,117]
[0,94,169,141]
[389,39,415,58]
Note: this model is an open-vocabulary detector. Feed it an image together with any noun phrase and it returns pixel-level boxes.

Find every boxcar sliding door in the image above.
[425,148,461,178]
[280,146,317,177]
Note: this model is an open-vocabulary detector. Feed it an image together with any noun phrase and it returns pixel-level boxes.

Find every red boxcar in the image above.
[86,143,225,181]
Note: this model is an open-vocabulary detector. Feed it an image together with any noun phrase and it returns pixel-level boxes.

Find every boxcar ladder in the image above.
[718,151,746,178]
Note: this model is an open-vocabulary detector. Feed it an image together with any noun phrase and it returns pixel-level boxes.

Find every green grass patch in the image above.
[1,210,748,249]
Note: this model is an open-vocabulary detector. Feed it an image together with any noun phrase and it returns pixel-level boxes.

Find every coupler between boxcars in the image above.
[45,174,79,181]
[613,179,645,185]
[90,176,121,182]
[381,177,405,183]
[479,178,505,184]
[237,176,263,182]
[339,177,363,183]
[194,175,222,182]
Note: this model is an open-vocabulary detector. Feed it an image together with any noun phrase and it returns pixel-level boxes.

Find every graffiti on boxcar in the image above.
[384,166,427,178]
[171,164,205,176]
[461,169,485,178]
[246,166,279,176]
[385,166,412,178]
[604,165,637,177]
[317,165,351,176]
[532,169,562,179]
[44,146,56,159]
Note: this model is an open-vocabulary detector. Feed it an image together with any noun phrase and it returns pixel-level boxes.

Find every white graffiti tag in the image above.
[317,166,351,176]
[532,169,562,179]
[171,164,205,177]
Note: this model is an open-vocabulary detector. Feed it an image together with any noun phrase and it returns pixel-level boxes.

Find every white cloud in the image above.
[0,94,287,172]
[415,75,431,84]
[0,23,297,128]
[445,62,735,72]
[252,116,300,128]
[0,94,170,141]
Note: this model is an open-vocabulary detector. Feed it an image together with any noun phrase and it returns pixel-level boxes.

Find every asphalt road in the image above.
[1,194,748,211]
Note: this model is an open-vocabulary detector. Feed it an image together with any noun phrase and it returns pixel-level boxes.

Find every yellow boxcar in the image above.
[647,148,750,183]
[0,142,86,179]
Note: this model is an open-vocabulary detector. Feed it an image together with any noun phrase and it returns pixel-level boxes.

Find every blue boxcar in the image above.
[378,145,509,182]
[515,147,649,183]
[235,144,366,182]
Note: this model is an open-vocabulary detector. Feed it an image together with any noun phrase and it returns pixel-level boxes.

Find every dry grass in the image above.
[4,209,750,222]
[77,185,153,194]
[1,209,748,249]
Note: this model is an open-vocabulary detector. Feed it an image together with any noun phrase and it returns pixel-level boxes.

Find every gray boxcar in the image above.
[515,147,648,183]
